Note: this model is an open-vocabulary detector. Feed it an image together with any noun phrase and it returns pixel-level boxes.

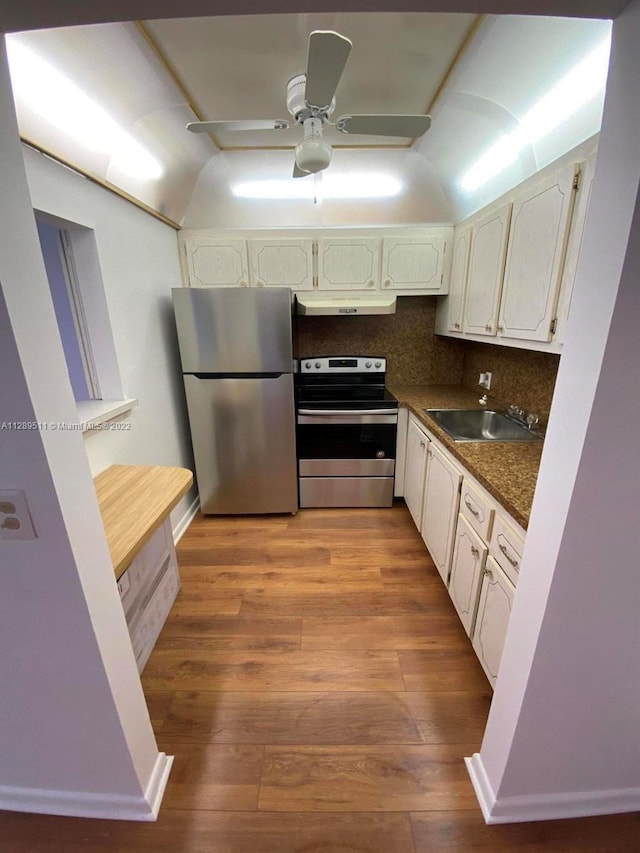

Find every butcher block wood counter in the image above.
[94,464,193,580]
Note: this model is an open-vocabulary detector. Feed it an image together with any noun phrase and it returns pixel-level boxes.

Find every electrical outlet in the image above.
[478,372,492,390]
[0,490,37,540]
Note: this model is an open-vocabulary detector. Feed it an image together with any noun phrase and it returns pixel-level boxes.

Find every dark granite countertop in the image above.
[388,384,543,530]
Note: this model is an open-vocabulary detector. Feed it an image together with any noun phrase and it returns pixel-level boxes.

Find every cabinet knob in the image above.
[239,281,247,287]
[256,281,265,288]
[367,280,374,287]
[470,545,480,558]
[497,325,504,333]
[483,567,494,579]
[485,324,492,332]
[454,322,460,330]
[383,279,391,287]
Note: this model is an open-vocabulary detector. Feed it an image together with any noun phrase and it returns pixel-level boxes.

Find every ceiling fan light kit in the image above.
[295,117,332,175]
[186,30,432,179]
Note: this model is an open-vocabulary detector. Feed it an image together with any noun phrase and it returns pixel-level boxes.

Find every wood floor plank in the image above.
[177,566,386,592]
[177,545,331,567]
[158,690,423,745]
[399,649,490,692]
[154,615,302,651]
[171,589,243,616]
[160,744,263,811]
[259,744,479,812]
[410,810,640,852]
[301,614,469,650]
[240,590,436,617]
[142,649,405,692]
[402,692,492,745]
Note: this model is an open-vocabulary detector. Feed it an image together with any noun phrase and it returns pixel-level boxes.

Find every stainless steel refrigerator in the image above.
[172,287,298,514]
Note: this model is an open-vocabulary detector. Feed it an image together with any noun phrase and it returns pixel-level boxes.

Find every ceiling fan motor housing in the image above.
[287,73,335,122]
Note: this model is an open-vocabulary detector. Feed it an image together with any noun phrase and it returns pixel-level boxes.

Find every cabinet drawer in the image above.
[490,514,525,586]
[460,480,494,540]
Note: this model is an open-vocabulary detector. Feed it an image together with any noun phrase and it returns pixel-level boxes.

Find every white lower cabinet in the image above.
[402,408,526,688]
[116,518,180,673]
[403,415,430,528]
[420,443,462,584]
[448,514,487,636]
[472,556,515,687]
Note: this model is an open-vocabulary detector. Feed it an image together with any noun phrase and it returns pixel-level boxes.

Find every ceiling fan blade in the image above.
[335,114,432,138]
[187,119,290,134]
[293,162,310,178]
[304,30,352,109]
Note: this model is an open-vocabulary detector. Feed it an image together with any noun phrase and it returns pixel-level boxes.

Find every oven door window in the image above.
[297,422,396,461]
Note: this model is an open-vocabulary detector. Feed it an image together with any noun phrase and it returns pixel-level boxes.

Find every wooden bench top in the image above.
[94,464,193,579]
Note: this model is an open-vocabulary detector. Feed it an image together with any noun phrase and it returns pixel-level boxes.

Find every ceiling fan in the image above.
[186,30,432,178]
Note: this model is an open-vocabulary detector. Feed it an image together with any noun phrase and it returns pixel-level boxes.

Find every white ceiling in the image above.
[144,13,478,148]
[5,12,612,225]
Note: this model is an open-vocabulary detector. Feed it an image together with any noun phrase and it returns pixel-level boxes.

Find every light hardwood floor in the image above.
[1,505,639,851]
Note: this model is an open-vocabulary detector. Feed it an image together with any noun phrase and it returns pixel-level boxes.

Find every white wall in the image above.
[467,0,640,823]
[183,147,453,228]
[23,145,197,531]
[0,37,169,820]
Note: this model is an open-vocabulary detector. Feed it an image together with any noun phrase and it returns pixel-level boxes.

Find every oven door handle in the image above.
[297,409,398,425]
[297,408,398,416]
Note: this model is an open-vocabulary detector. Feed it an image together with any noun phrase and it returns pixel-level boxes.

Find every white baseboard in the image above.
[466,752,640,824]
[172,494,200,544]
[0,753,174,821]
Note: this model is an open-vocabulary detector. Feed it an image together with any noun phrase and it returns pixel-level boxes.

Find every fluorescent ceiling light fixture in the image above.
[233,174,402,200]
[459,36,611,193]
[6,38,164,181]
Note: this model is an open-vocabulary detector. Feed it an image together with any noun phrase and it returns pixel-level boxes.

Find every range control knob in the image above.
[365,361,372,368]
[375,361,382,368]
[305,362,311,369]
[315,361,321,369]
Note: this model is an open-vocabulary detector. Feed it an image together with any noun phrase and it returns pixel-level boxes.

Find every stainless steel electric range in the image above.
[295,356,398,507]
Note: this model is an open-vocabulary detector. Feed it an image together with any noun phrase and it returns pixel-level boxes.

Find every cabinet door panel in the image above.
[249,239,314,290]
[446,225,472,331]
[472,556,515,687]
[421,444,462,583]
[317,238,380,290]
[499,165,576,342]
[449,514,487,636]
[184,238,249,288]
[463,203,511,336]
[382,230,450,292]
[404,417,429,530]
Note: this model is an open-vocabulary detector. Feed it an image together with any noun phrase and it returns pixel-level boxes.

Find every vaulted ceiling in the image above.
[5,12,611,225]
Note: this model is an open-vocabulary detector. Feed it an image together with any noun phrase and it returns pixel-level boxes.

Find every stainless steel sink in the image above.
[425,409,543,442]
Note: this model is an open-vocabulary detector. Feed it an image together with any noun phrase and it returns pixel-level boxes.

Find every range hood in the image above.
[296,293,397,316]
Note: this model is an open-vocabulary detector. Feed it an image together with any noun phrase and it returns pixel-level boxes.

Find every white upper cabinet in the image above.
[381,229,452,293]
[463,202,511,337]
[316,238,380,290]
[498,164,577,342]
[446,224,472,332]
[248,239,314,291]
[183,236,249,288]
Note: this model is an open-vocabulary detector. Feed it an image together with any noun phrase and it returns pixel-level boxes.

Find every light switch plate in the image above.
[0,490,37,540]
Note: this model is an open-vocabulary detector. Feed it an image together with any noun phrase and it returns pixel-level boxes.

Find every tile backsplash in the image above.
[461,341,560,425]
[295,296,560,422]
[295,296,465,385]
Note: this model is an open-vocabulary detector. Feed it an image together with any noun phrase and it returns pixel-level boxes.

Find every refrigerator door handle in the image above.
[190,372,287,380]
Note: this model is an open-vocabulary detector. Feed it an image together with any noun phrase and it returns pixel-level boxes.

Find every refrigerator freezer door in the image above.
[173,287,293,374]
[184,373,298,514]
